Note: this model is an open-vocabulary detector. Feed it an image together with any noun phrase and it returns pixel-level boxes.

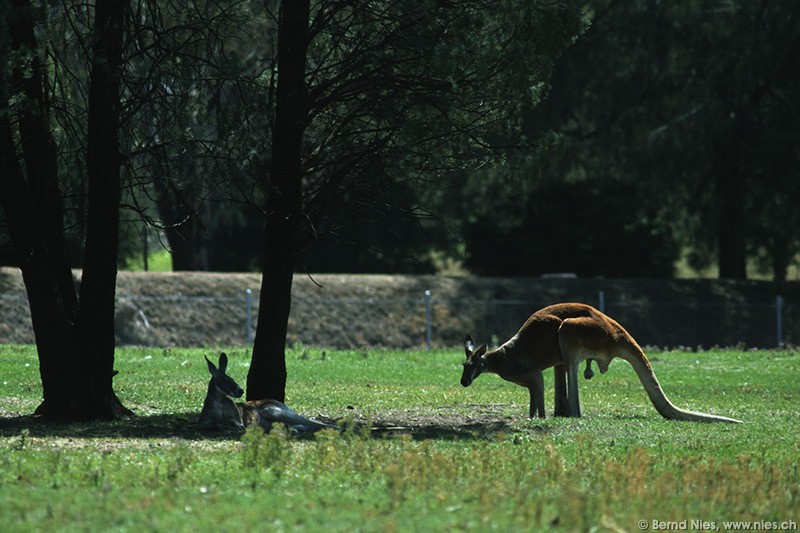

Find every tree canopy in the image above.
[511,0,800,280]
[4,1,797,280]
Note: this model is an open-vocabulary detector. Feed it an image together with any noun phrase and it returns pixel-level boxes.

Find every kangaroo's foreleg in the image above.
[528,370,546,418]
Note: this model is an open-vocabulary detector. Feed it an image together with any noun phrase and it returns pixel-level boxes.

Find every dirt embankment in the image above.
[1,268,798,349]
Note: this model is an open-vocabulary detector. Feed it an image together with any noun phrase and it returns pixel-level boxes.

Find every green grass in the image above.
[1,345,798,532]
[121,248,173,272]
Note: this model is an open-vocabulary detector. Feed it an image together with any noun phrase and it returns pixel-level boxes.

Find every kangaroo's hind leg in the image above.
[558,317,609,418]
[558,316,619,417]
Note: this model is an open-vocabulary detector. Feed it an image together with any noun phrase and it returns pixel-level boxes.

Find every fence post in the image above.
[776,295,783,348]
[246,288,253,345]
[137,309,151,329]
[598,290,605,314]
[425,289,432,350]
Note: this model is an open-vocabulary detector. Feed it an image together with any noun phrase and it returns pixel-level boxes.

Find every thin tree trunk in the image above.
[715,120,748,280]
[152,164,206,271]
[247,0,309,402]
[3,0,83,416]
[6,0,76,309]
[77,0,131,417]
[770,236,790,282]
[0,105,79,417]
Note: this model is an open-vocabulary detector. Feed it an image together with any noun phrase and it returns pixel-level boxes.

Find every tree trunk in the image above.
[2,0,80,417]
[5,0,76,308]
[247,0,309,402]
[146,91,208,271]
[0,102,81,418]
[770,236,790,282]
[1,0,131,419]
[151,160,207,271]
[714,119,748,280]
[75,0,132,418]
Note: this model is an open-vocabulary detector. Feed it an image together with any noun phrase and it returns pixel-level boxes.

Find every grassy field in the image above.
[0,344,798,532]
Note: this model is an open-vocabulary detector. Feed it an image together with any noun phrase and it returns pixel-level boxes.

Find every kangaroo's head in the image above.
[205,352,244,399]
[461,335,487,387]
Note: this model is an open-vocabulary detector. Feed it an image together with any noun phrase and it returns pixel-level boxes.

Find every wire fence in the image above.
[1,287,795,349]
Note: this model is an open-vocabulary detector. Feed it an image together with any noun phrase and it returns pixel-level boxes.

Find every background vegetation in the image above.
[2,0,798,280]
[1,344,797,531]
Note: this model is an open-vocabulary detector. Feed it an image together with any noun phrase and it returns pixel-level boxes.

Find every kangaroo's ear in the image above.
[218,352,229,373]
[475,344,488,357]
[205,355,217,375]
[465,335,475,356]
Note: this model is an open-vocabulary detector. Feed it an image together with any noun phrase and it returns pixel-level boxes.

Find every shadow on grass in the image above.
[368,420,528,441]
[0,412,539,443]
[0,412,222,441]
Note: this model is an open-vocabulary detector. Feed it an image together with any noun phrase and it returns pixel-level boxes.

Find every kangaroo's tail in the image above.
[617,334,742,424]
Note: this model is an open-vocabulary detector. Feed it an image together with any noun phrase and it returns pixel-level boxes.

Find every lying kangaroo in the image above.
[462,302,742,423]
[198,352,334,434]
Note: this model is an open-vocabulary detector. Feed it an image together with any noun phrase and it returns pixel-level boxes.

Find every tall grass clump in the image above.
[222,424,799,531]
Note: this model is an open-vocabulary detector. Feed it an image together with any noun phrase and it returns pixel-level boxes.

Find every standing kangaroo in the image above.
[198,352,334,434]
[464,337,591,419]
[461,303,742,423]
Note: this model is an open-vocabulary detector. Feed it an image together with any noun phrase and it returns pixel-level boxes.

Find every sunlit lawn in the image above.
[0,344,798,531]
